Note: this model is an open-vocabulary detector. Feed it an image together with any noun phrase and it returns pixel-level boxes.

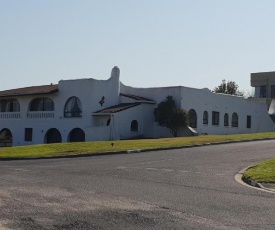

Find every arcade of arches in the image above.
[0,127,86,147]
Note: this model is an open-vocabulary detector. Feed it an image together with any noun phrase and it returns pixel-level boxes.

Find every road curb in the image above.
[1,137,275,161]
[235,167,275,194]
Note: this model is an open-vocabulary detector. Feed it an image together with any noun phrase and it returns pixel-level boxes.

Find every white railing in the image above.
[0,112,21,119]
[27,112,55,119]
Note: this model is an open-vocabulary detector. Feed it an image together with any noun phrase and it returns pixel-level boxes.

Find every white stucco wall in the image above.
[0,67,121,146]
[112,103,155,139]
[1,66,275,147]
[120,83,182,107]
[120,83,275,136]
[180,87,275,134]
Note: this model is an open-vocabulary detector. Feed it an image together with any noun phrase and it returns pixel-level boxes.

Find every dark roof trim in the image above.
[93,103,142,114]
[0,84,58,98]
[120,93,155,102]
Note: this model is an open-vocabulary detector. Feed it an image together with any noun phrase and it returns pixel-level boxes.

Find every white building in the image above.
[0,67,274,147]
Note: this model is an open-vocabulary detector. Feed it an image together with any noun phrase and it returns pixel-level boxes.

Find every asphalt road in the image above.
[0,140,275,230]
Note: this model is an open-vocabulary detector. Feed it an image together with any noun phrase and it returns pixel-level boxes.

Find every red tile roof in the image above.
[120,93,155,102]
[94,103,141,114]
[0,84,58,98]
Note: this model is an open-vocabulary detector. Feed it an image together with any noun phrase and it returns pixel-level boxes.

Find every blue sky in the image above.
[1,1,275,92]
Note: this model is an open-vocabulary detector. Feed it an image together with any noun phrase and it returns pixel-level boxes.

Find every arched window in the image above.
[0,128,13,147]
[64,97,82,118]
[188,109,197,128]
[203,111,208,124]
[107,118,111,126]
[0,99,20,112]
[232,113,238,127]
[224,113,229,126]
[131,120,138,132]
[30,98,54,111]
[68,128,85,142]
[45,128,62,143]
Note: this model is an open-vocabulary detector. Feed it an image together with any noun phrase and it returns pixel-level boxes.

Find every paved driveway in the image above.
[0,140,274,229]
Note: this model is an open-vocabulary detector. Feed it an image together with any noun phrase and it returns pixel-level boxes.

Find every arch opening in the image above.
[68,128,85,142]
[188,109,197,128]
[131,120,138,132]
[0,128,12,147]
[64,97,82,118]
[30,98,54,111]
[45,128,62,144]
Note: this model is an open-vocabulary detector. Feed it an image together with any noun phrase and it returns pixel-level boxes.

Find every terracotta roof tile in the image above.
[120,93,155,102]
[0,84,58,97]
[94,103,141,114]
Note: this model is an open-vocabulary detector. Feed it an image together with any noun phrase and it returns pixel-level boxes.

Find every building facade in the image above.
[0,67,274,147]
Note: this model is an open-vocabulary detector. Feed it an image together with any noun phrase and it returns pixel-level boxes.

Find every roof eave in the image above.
[92,113,113,116]
[0,89,59,98]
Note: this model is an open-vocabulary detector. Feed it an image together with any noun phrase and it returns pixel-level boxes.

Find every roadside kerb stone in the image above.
[235,167,275,194]
[1,137,275,161]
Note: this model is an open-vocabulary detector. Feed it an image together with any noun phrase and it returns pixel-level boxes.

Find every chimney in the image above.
[111,66,120,79]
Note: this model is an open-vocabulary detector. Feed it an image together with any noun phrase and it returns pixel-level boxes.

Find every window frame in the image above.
[247,115,251,128]
[64,96,82,118]
[24,128,33,142]
[0,99,20,112]
[271,85,275,98]
[260,85,267,98]
[130,120,138,132]
[30,98,54,111]
[224,113,229,127]
[232,112,238,127]
[203,111,208,125]
[188,109,197,128]
[212,111,220,126]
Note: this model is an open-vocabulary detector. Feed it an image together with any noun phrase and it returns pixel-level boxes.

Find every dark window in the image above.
[107,118,111,126]
[224,113,229,126]
[212,111,219,125]
[25,128,33,141]
[64,97,82,118]
[68,128,85,142]
[232,113,238,127]
[30,98,54,111]
[260,86,267,98]
[188,109,197,128]
[247,115,251,128]
[0,99,20,112]
[203,111,208,124]
[45,128,62,143]
[0,128,13,147]
[271,85,275,98]
[131,120,138,131]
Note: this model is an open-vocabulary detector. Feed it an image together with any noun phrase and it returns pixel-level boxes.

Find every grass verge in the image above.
[1,132,275,159]
[243,158,275,183]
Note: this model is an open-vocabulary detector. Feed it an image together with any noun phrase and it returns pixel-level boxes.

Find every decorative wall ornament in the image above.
[99,96,105,106]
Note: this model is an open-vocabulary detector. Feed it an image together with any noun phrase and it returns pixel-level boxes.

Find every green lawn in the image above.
[243,158,275,183]
[1,132,275,159]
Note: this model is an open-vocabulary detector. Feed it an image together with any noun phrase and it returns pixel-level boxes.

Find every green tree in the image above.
[154,96,188,137]
[214,79,243,96]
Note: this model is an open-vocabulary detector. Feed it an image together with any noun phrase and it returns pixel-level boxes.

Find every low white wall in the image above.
[153,123,173,138]
[85,126,114,141]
